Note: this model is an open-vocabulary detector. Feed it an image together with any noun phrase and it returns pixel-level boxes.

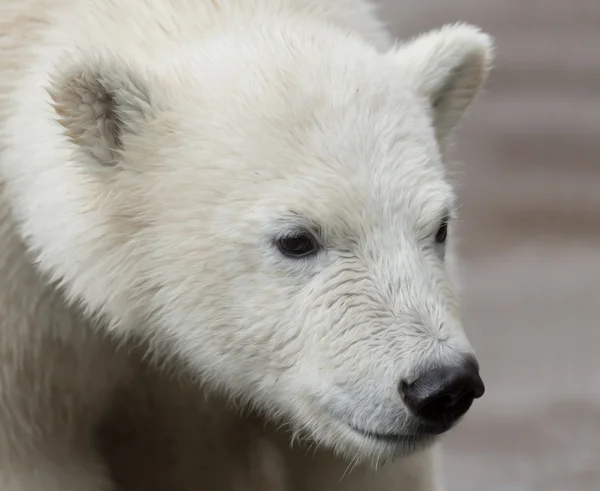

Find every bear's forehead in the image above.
[267,163,452,238]
[161,35,453,234]
[172,55,440,175]
[166,69,451,230]
[250,85,450,220]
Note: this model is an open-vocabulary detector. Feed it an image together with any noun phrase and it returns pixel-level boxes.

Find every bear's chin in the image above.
[283,410,438,465]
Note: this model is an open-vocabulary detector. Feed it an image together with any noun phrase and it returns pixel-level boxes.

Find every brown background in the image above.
[378,0,600,490]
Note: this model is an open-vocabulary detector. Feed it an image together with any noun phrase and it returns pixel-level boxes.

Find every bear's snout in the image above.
[400,356,484,434]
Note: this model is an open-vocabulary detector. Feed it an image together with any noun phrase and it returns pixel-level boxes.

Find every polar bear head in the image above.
[6,17,493,463]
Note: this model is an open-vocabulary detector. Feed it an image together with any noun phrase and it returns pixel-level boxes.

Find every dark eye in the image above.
[435,218,449,244]
[276,232,319,259]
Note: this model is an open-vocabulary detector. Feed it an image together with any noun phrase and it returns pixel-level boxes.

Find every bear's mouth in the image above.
[349,426,407,443]
[345,421,436,447]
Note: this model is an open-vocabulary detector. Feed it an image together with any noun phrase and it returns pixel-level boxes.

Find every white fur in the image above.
[0,0,493,489]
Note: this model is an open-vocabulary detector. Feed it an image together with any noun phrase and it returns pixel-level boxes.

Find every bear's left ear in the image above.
[392,23,494,149]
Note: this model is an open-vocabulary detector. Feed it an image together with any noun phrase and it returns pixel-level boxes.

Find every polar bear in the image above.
[0,0,493,489]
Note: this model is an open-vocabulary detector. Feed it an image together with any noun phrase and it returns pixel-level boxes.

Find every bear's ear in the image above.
[47,53,156,166]
[392,24,494,149]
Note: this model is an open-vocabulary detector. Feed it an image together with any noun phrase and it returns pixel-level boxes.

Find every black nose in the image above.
[400,357,485,434]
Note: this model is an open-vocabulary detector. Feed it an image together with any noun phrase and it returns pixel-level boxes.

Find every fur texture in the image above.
[0,0,493,489]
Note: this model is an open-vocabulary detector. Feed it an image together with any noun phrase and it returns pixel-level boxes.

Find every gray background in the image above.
[378,0,600,490]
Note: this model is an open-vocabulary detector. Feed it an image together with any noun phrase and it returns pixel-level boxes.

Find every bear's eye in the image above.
[435,217,449,244]
[275,232,319,259]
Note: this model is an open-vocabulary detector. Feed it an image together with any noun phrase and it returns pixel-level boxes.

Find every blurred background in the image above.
[377,0,600,490]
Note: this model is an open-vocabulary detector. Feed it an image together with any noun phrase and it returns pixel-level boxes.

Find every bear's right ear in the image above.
[47,53,156,166]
